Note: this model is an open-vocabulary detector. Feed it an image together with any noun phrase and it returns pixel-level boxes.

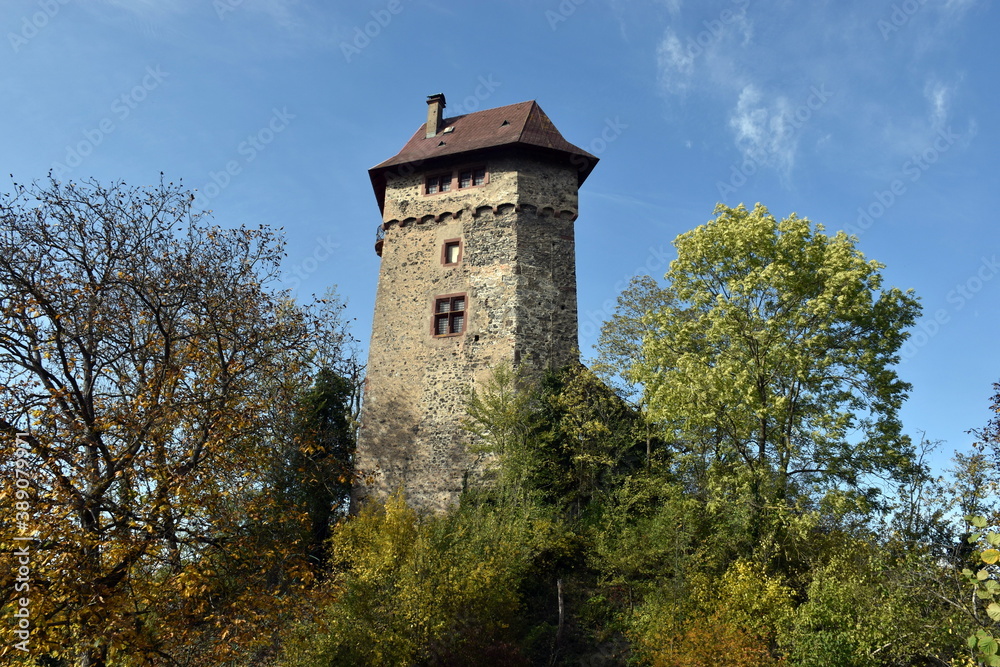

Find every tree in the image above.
[634,203,921,540]
[272,367,357,572]
[0,177,356,664]
[593,275,673,402]
[278,492,552,666]
[962,516,1000,666]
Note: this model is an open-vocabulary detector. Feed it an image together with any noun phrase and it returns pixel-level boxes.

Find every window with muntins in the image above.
[433,295,465,336]
[458,167,486,188]
[426,167,487,195]
[425,173,452,194]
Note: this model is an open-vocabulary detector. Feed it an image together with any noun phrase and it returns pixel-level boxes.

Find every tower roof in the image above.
[369,99,598,213]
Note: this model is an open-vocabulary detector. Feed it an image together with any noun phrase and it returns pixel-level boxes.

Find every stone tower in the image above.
[354,94,598,512]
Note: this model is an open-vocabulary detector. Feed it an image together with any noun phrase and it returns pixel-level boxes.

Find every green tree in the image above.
[271,367,357,572]
[635,203,921,531]
[278,492,557,666]
[593,275,673,401]
[962,516,1000,666]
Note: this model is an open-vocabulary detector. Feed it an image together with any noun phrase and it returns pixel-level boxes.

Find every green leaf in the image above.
[979,635,999,656]
[988,655,1000,667]
[979,569,991,581]
[969,516,989,529]
[989,533,1000,547]
[987,602,1000,623]
[983,549,1000,565]
[972,533,984,544]
[971,634,982,651]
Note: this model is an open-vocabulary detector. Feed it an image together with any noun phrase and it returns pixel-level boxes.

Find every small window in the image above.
[433,295,466,336]
[442,239,461,265]
[425,173,452,194]
[458,166,487,189]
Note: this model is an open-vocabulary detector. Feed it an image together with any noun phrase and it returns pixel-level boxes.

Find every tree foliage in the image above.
[278,492,559,666]
[593,274,673,401]
[635,203,921,512]
[0,177,358,664]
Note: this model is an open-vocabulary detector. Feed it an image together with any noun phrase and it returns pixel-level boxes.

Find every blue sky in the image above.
[2,0,996,473]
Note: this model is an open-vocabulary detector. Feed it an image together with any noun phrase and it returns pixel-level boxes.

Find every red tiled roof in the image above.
[369,100,598,213]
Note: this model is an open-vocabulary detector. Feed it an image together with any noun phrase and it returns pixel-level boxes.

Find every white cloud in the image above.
[728,84,798,179]
[944,0,977,14]
[95,0,306,30]
[924,79,951,130]
[654,1,754,98]
[661,0,683,15]
[656,28,696,93]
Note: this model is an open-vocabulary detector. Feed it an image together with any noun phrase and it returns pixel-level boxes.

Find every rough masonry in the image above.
[353,94,598,512]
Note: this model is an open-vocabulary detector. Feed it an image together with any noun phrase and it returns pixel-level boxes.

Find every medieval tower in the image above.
[354,94,598,512]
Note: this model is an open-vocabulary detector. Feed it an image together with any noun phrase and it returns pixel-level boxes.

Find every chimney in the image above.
[425,93,446,139]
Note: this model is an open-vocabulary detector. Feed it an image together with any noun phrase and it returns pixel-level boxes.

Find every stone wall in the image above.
[354,152,581,512]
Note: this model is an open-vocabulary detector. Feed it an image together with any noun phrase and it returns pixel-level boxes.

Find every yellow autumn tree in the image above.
[0,177,358,665]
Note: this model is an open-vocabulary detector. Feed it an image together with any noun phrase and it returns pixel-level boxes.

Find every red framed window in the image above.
[425,173,452,194]
[433,294,466,336]
[425,167,486,195]
[442,239,462,265]
[458,166,486,188]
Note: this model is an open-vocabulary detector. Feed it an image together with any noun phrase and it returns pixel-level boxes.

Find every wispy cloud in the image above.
[728,84,798,178]
[649,1,981,182]
[924,79,951,130]
[656,28,696,94]
[95,0,309,30]
[661,0,683,16]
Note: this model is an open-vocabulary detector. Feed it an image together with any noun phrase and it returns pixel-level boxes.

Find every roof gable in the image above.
[369,100,598,212]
